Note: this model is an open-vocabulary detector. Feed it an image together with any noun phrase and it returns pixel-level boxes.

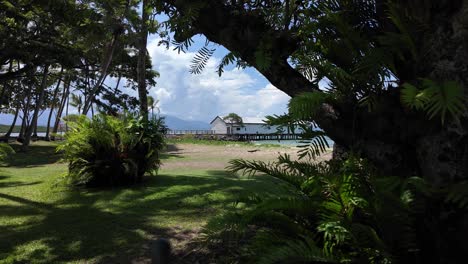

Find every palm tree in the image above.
[147,95,160,117]
[69,93,83,114]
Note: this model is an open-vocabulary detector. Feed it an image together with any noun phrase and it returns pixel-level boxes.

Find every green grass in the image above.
[0,141,292,263]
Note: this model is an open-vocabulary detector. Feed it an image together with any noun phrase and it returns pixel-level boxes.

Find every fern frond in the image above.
[422,79,466,124]
[189,46,215,74]
[297,133,330,160]
[216,52,237,76]
[171,37,194,53]
[227,159,306,189]
[288,92,331,121]
[401,83,428,110]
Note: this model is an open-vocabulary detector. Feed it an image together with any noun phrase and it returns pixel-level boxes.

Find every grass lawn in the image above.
[0,141,293,263]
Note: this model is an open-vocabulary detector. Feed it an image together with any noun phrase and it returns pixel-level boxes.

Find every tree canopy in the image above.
[152,0,468,186]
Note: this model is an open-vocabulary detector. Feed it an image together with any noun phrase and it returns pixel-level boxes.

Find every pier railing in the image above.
[166,130,216,135]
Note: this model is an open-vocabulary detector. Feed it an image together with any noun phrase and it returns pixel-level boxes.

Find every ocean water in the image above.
[2,132,65,137]
[252,137,334,147]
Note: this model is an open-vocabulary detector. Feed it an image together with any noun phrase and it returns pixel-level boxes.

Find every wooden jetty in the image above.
[165,131,302,141]
[235,133,302,141]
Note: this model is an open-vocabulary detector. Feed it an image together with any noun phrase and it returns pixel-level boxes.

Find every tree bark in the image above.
[45,67,64,140]
[22,65,49,151]
[137,0,150,121]
[0,61,13,107]
[52,77,70,140]
[3,105,19,140]
[18,71,34,142]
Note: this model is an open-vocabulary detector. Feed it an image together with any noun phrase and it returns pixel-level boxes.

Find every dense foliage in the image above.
[154,0,468,186]
[0,143,14,161]
[0,0,160,147]
[202,154,468,263]
[57,113,166,187]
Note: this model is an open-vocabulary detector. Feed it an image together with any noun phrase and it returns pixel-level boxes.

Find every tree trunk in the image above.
[45,67,64,140]
[52,77,70,140]
[0,61,13,107]
[137,0,150,121]
[22,65,49,151]
[3,105,19,140]
[160,1,468,262]
[18,74,33,142]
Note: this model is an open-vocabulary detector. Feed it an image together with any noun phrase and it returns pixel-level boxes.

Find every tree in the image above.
[147,95,160,117]
[223,113,243,134]
[155,0,468,184]
[137,0,150,121]
[154,0,468,261]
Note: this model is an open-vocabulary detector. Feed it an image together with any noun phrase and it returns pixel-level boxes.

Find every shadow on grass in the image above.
[5,143,62,168]
[160,144,185,160]
[0,169,289,263]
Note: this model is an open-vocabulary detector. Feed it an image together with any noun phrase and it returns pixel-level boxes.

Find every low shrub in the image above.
[57,113,166,187]
[202,154,468,263]
[0,143,14,161]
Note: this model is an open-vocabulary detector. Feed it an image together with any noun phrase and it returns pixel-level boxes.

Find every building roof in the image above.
[210,115,266,124]
[241,117,266,124]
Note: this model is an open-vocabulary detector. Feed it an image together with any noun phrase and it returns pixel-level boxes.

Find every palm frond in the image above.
[288,92,331,121]
[189,46,215,74]
[216,52,237,76]
[227,159,306,189]
[171,37,194,54]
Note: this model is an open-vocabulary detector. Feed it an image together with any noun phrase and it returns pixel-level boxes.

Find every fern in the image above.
[171,37,194,53]
[0,143,14,161]
[205,153,436,263]
[297,131,330,160]
[401,83,428,110]
[58,113,166,187]
[216,52,237,76]
[288,92,331,120]
[401,79,466,123]
[422,79,466,123]
[227,159,305,189]
[189,46,215,74]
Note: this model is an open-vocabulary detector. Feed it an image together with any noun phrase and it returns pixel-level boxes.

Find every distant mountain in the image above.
[0,112,210,131]
[162,115,210,130]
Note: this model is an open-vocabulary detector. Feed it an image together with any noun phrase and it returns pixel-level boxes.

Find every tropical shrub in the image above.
[57,113,166,187]
[202,154,468,263]
[0,143,14,162]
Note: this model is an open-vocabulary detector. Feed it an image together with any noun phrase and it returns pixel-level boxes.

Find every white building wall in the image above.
[210,117,227,134]
[210,116,307,135]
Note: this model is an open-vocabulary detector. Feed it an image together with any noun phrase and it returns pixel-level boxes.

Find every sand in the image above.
[161,143,332,171]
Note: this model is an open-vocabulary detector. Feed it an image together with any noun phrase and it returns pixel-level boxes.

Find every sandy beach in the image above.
[161,143,333,171]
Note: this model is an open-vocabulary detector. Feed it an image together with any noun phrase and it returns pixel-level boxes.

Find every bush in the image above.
[0,143,14,162]
[202,154,468,263]
[57,113,166,187]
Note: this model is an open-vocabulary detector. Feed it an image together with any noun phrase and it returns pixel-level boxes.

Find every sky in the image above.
[138,34,291,123]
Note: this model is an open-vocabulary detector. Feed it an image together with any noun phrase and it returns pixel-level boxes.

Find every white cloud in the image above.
[144,38,291,122]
